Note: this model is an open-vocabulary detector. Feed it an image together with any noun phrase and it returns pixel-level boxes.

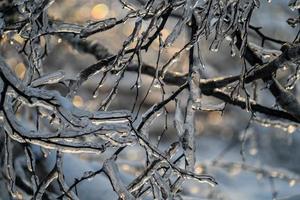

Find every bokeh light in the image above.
[14,63,26,80]
[72,95,84,107]
[91,4,109,20]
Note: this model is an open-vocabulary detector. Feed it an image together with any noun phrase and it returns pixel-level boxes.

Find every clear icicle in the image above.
[31,71,65,87]
[140,104,163,137]
[153,172,171,199]
[4,133,17,197]
[209,41,220,52]
[24,146,35,172]
[33,169,58,200]
[80,18,117,38]
[174,100,185,137]
[153,78,161,89]
[103,157,135,200]
[164,0,193,47]
[151,177,162,199]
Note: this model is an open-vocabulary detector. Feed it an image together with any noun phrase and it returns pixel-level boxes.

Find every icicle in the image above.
[31,71,65,87]
[153,172,171,199]
[151,177,162,199]
[171,177,185,194]
[128,160,168,193]
[124,17,142,46]
[164,0,193,47]
[174,100,185,137]
[4,133,17,198]
[231,44,236,57]
[40,147,50,158]
[24,146,35,172]
[33,170,58,200]
[209,41,221,52]
[137,76,142,88]
[103,157,135,200]
[153,78,161,89]
[161,56,179,78]
[164,22,184,47]
[80,18,117,38]
[140,104,163,138]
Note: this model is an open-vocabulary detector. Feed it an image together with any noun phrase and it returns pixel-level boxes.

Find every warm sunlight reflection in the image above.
[91,4,109,20]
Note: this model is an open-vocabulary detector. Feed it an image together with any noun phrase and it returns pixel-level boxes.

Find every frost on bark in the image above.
[0,0,300,199]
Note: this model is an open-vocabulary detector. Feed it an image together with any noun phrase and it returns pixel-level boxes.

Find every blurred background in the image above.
[1,0,300,199]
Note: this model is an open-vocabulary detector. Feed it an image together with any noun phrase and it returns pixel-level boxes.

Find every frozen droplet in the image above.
[156,110,163,117]
[41,147,50,158]
[210,46,218,52]
[263,54,271,60]
[153,79,161,89]
[225,36,232,42]
[170,57,179,65]
[116,70,123,77]
[92,91,99,99]
[137,77,142,88]
[93,86,102,98]
[231,45,236,57]
[185,44,193,51]
[209,41,220,52]
[191,103,200,110]
[282,65,288,71]
[161,57,179,78]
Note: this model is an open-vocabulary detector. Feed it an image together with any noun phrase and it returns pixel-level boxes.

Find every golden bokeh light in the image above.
[121,164,131,172]
[6,58,18,68]
[15,63,26,80]
[91,4,109,20]
[189,186,199,194]
[72,95,84,107]
[195,164,204,174]
[13,34,24,44]
[208,112,223,125]
[228,164,241,176]
[161,29,171,41]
